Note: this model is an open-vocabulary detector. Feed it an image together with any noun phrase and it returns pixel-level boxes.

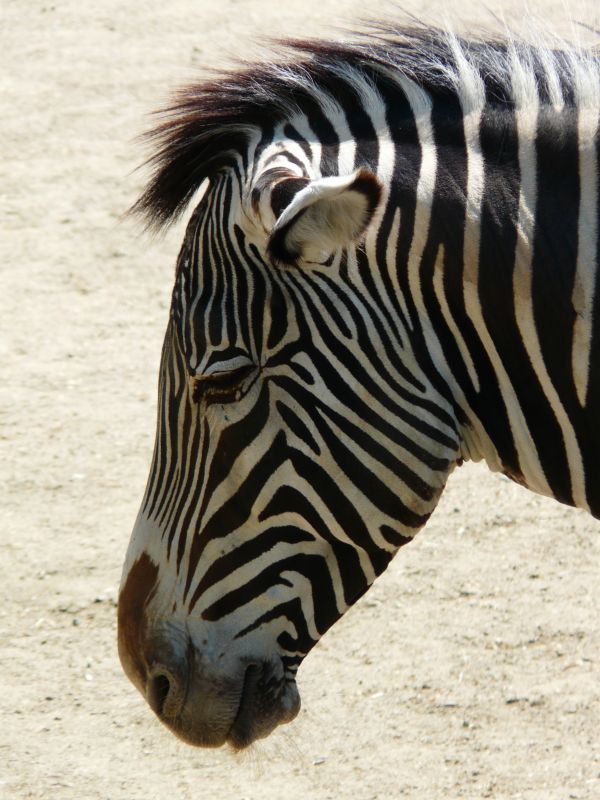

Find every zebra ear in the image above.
[266,168,382,266]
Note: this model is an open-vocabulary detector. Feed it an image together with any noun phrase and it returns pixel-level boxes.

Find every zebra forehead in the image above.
[131,22,600,232]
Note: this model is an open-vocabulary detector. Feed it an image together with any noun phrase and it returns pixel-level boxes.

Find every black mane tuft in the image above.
[132,23,599,231]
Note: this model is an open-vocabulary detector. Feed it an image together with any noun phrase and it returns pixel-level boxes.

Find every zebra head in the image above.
[119,50,463,749]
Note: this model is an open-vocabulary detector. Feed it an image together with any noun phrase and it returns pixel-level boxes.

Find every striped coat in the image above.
[118,25,600,748]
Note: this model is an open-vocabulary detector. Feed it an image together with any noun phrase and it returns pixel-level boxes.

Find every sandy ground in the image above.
[2,1,600,798]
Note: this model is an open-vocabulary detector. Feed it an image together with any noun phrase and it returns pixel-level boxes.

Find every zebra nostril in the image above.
[147,672,172,716]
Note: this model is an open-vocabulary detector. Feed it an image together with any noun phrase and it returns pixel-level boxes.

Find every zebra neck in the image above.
[393,89,600,514]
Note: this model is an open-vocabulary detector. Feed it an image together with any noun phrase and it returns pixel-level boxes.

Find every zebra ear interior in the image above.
[266,168,382,266]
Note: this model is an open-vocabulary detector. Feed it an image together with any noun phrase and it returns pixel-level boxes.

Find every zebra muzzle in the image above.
[118,554,300,748]
[140,641,300,748]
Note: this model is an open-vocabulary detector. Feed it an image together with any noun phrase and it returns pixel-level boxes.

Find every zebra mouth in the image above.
[226,662,300,750]
[227,663,263,748]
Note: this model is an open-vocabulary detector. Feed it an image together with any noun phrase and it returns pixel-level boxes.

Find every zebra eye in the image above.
[191,364,256,405]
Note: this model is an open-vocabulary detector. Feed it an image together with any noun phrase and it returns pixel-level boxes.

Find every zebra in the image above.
[118,24,600,749]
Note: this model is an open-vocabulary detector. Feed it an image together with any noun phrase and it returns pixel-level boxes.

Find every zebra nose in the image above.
[146,664,186,719]
[147,671,171,715]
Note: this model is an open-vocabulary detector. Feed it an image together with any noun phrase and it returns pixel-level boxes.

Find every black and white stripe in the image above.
[123,25,600,686]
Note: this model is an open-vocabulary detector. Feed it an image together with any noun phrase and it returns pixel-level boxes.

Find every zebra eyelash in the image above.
[191,365,258,405]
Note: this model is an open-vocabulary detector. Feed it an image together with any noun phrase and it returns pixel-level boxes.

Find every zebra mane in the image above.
[133,23,600,231]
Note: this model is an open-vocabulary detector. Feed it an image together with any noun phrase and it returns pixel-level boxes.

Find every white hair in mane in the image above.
[133,20,600,229]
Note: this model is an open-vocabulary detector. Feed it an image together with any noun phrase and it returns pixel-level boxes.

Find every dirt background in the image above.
[2,1,600,798]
